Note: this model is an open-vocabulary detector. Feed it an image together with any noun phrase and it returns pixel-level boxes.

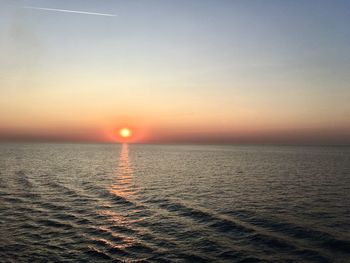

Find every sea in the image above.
[0,143,349,262]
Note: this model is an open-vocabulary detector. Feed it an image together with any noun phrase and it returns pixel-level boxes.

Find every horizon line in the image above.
[0,139,349,147]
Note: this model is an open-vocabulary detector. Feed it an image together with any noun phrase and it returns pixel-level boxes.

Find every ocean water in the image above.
[0,143,349,262]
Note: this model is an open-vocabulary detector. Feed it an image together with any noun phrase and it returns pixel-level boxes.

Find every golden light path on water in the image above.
[96,144,143,252]
[111,143,137,199]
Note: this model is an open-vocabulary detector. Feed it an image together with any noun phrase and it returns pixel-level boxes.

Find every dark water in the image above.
[0,143,350,262]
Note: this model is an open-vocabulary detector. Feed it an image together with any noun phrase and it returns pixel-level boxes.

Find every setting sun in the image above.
[119,128,132,138]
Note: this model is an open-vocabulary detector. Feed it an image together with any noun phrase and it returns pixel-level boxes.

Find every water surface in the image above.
[0,143,349,262]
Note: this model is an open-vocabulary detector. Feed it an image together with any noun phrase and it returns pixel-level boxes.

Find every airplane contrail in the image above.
[21,6,117,17]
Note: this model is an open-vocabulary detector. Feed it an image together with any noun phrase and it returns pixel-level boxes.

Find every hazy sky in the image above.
[1,0,349,144]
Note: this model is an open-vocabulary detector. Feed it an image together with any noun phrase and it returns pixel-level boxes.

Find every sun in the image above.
[119,128,132,138]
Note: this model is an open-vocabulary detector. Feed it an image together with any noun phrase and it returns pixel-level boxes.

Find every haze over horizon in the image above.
[1,0,350,144]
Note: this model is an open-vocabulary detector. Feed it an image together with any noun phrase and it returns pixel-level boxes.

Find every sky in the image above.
[0,0,349,144]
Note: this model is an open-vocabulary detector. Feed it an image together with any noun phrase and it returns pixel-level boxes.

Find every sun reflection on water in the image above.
[95,144,143,252]
[110,143,138,199]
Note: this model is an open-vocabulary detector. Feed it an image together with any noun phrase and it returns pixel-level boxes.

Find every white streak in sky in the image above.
[21,6,117,17]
